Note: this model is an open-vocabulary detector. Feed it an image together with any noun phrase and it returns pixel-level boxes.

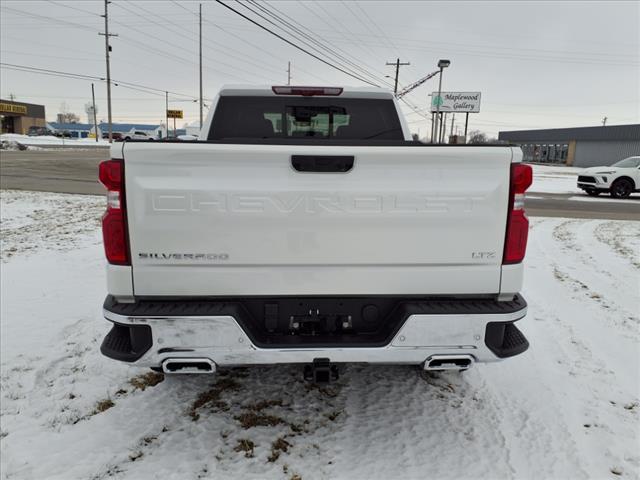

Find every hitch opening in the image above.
[304,358,339,383]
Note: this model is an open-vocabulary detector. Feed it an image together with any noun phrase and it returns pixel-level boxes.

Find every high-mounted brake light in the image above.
[99,159,130,265]
[503,163,532,264]
[271,86,343,96]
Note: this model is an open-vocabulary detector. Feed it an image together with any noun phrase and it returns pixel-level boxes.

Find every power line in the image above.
[247,0,390,87]
[351,1,401,57]
[235,0,385,87]
[0,63,200,99]
[212,0,381,87]
[113,1,268,82]
[294,0,387,79]
[44,0,100,16]
[312,1,378,59]
[171,1,331,83]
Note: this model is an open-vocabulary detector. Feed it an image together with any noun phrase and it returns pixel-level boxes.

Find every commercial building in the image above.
[47,122,97,138]
[498,124,640,167]
[0,99,46,134]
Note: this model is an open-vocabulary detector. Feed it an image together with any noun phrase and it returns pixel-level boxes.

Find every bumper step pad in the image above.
[100,322,152,362]
[485,321,529,358]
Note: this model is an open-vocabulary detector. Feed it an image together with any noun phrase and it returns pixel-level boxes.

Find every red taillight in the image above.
[503,163,532,264]
[99,159,130,265]
[271,86,343,96]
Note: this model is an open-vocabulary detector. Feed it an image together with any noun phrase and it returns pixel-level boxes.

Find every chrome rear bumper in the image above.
[102,304,528,368]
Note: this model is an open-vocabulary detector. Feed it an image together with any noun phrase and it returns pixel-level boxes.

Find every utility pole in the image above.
[450,113,455,142]
[199,3,203,129]
[99,0,117,143]
[287,61,291,85]
[385,58,410,94]
[464,112,469,142]
[602,116,607,126]
[165,91,168,139]
[91,83,98,143]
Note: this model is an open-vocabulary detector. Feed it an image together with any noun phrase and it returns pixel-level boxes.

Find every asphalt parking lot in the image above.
[1,149,639,220]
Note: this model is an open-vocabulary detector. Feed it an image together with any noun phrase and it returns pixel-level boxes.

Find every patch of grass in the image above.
[93,398,115,414]
[325,410,342,421]
[129,451,143,462]
[289,422,304,433]
[189,377,241,420]
[234,412,285,429]
[268,437,291,462]
[233,439,256,458]
[129,372,164,391]
[290,474,302,480]
[247,399,283,411]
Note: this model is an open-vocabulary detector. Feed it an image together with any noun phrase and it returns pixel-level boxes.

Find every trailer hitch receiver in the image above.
[304,358,339,383]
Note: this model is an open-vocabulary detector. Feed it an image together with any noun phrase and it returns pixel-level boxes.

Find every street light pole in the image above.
[199,3,203,129]
[434,59,450,144]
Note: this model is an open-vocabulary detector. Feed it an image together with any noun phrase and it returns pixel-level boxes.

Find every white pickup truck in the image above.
[99,85,532,382]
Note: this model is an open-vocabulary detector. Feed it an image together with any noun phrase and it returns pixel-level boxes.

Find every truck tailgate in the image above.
[122,143,513,296]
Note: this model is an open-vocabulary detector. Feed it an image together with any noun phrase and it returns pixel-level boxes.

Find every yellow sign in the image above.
[167,109,183,119]
[0,103,28,115]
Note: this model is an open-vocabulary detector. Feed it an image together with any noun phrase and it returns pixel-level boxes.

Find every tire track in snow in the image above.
[594,221,640,270]
[524,218,640,478]
[326,365,517,479]
[542,219,639,337]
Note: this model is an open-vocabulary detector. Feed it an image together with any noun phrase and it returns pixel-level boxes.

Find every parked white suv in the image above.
[123,131,155,141]
[577,156,640,198]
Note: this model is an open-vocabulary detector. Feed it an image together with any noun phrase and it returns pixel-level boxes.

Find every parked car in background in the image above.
[577,156,640,198]
[27,126,55,136]
[123,131,155,141]
[102,132,124,141]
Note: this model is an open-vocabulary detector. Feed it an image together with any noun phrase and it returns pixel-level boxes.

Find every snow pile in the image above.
[529,164,584,194]
[1,191,639,479]
[0,133,110,148]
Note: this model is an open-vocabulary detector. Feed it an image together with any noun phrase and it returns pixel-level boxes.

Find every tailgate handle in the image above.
[291,155,354,173]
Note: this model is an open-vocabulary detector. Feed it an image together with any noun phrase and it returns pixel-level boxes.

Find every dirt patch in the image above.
[234,411,285,429]
[233,439,256,458]
[246,399,284,411]
[268,437,291,462]
[93,398,114,414]
[129,371,164,391]
[189,377,241,421]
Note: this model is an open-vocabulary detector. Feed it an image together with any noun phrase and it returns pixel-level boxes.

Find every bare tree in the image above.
[468,130,488,144]
[57,102,80,124]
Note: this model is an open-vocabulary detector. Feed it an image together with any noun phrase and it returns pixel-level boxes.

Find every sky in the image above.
[1,0,639,138]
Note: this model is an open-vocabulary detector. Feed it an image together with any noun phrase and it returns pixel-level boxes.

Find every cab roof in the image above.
[218,85,395,99]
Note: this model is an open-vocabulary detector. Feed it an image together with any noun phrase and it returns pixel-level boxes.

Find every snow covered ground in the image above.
[1,133,110,148]
[530,164,584,194]
[1,190,639,480]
